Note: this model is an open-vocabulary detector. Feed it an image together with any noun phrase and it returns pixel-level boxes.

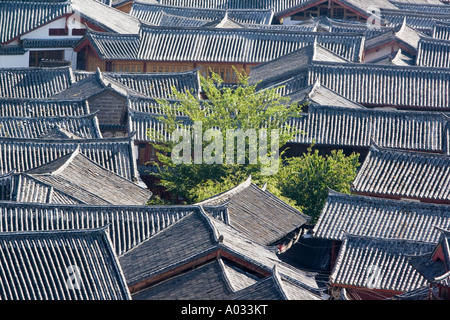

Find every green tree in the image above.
[277,147,360,223]
[147,69,303,204]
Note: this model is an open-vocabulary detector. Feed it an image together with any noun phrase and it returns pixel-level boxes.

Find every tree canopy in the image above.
[147,69,360,222]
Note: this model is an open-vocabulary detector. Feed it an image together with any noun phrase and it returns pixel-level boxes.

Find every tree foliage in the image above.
[277,147,360,223]
[148,69,303,204]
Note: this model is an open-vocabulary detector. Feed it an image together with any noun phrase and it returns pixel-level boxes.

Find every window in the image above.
[49,28,68,36]
[29,50,65,67]
[71,28,86,36]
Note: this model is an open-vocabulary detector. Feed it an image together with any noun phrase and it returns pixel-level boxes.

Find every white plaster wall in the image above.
[0,52,30,68]
[21,16,85,40]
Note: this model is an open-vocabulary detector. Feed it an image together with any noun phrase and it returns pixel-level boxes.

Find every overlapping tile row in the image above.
[136,25,364,63]
[0,227,131,300]
[0,0,71,44]
[106,69,201,99]
[0,201,195,256]
[130,1,274,25]
[432,20,450,40]
[0,99,90,118]
[352,144,450,203]
[197,177,310,246]
[128,108,191,142]
[330,234,435,293]
[310,63,450,109]
[86,31,141,60]
[118,207,323,299]
[2,150,152,205]
[416,36,450,68]
[273,62,450,110]
[0,136,138,181]
[0,66,74,99]
[287,105,448,152]
[312,190,450,243]
[0,113,102,139]
[381,9,450,33]
[155,0,309,14]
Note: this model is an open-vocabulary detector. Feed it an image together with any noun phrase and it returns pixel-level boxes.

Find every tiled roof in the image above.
[0,98,90,117]
[287,104,449,153]
[0,0,72,44]
[416,36,450,68]
[381,9,450,33]
[197,176,310,246]
[229,267,323,300]
[285,81,365,109]
[0,135,138,181]
[127,108,191,142]
[330,234,434,293]
[351,144,450,203]
[51,68,146,100]
[0,201,195,256]
[317,17,394,39]
[71,0,141,34]
[364,20,425,55]
[391,1,450,15]
[155,0,398,19]
[131,259,252,300]
[0,227,131,300]
[312,190,450,243]
[368,49,415,66]
[119,207,321,295]
[248,42,351,88]
[0,0,141,46]
[137,25,364,63]
[431,20,450,40]
[0,66,74,99]
[79,25,365,63]
[83,30,141,60]
[2,149,152,205]
[408,228,450,286]
[105,68,201,99]
[256,60,450,110]
[0,113,102,139]
[130,1,274,25]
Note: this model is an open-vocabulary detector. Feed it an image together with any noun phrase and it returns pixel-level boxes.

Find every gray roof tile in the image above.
[330,234,434,293]
[197,176,310,246]
[352,144,450,202]
[313,190,450,243]
[2,149,152,205]
[0,135,138,181]
[0,227,131,300]
[0,201,196,256]
[130,1,274,25]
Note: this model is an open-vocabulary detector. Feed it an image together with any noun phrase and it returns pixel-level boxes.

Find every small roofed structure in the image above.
[0,148,152,205]
[196,176,311,251]
[119,206,324,300]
